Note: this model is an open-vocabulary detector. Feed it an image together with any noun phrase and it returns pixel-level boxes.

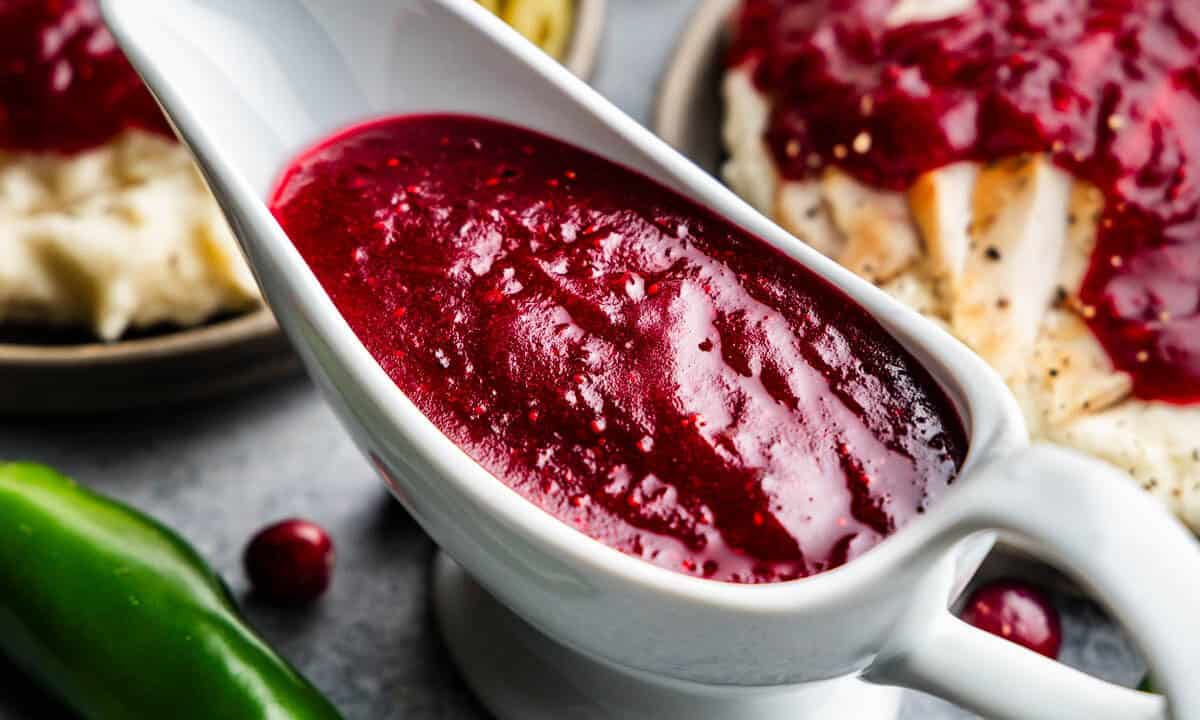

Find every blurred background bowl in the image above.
[0,0,607,415]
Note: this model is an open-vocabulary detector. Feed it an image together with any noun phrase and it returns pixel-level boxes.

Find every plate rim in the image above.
[653,0,734,159]
[563,0,607,82]
[0,307,280,367]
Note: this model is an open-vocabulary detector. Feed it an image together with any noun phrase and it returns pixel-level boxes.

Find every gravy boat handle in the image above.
[868,444,1200,720]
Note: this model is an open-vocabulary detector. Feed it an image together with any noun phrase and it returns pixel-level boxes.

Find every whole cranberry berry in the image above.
[244,519,334,605]
[961,579,1062,658]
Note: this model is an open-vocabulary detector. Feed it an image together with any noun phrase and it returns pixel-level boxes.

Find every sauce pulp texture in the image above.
[271,115,967,583]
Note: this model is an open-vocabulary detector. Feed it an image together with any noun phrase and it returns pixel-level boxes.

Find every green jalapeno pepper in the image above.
[0,462,343,720]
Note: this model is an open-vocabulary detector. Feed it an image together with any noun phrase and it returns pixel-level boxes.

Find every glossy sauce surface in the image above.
[0,0,170,153]
[272,115,966,583]
[732,0,1200,402]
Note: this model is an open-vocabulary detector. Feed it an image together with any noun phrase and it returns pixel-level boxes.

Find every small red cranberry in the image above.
[244,519,334,605]
[961,580,1062,658]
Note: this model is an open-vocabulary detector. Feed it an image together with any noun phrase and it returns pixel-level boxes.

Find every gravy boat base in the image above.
[434,553,903,720]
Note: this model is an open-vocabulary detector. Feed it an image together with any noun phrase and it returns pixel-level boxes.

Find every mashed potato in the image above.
[723,63,1200,532]
[0,130,260,340]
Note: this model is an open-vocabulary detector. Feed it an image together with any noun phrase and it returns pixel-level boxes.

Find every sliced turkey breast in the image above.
[909,162,976,300]
[823,168,922,284]
[720,57,1200,532]
[952,155,1071,381]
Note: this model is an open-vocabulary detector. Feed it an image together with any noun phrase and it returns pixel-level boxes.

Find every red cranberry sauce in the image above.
[731,0,1200,403]
[0,0,170,154]
[244,518,335,606]
[271,115,966,584]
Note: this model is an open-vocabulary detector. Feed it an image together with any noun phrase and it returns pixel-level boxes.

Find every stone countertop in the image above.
[0,2,1144,718]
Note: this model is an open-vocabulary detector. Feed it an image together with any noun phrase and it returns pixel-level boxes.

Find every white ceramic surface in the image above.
[100,2,1200,718]
[434,553,904,720]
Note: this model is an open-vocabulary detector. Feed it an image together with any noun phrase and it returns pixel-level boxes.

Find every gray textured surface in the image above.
[0,2,1144,717]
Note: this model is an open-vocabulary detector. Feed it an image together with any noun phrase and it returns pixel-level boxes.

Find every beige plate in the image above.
[563,0,607,82]
[0,0,606,415]
[652,0,1084,593]
[654,0,736,175]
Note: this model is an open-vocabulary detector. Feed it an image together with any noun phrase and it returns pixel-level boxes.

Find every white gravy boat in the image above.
[100,1,1200,718]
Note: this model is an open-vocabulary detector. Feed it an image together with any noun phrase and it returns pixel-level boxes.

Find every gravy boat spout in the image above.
[102,2,1200,719]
